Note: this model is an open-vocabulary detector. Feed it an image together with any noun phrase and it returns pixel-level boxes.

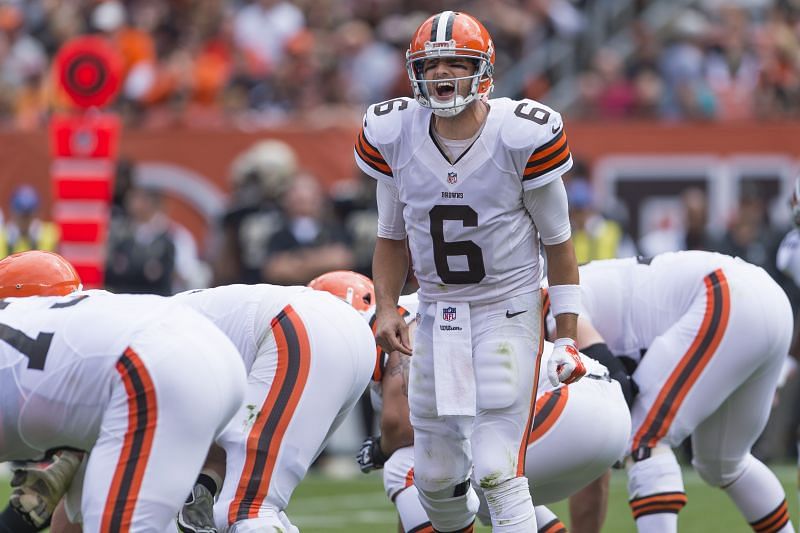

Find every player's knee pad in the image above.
[692,452,751,488]
[417,480,479,532]
[627,446,687,520]
[481,476,535,531]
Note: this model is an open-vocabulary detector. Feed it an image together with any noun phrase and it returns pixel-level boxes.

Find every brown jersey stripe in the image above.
[751,500,789,532]
[528,386,569,444]
[630,491,688,509]
[539,517,568,533]
[524,150,572,181]
[632,269,730,452]
[356,133,393,177]
[526,131,568,168]
[230,305,311,523]
[518,320,545,475]
[408,523,435,533]
[102,348,158,533]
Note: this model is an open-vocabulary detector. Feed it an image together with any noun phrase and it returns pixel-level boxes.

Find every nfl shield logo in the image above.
[447,171,458,184]
[442,307,457,322]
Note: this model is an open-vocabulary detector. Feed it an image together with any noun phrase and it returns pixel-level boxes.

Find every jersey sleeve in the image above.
[355,117,394,182]
[522,110,573,191]
[354,99,410,184]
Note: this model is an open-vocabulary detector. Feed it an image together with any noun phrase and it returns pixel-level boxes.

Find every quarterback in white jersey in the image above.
[312,275,630,533]
[360,10,583,532]
[0,251,246,533]
[571,251,794,533]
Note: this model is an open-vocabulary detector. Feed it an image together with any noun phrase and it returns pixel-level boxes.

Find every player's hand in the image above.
[547,338,586,386]
[10,449,83,528]
[375,308,412,355]
[356,435,389,473]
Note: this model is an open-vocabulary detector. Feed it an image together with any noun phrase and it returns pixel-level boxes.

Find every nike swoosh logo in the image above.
[505,310,527,318]
[552,124,562,135]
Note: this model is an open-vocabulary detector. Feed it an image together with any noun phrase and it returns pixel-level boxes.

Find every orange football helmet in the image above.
[0,250,82,298]
[407,11,495,116]
[308,270,375,312]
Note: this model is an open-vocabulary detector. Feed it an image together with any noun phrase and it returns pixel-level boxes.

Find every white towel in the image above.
[432,301,476,416]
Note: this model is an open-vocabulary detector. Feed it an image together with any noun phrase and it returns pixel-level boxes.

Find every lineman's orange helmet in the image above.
[308,270,375,312]
[0,250,82,298]
[407,11,495,116]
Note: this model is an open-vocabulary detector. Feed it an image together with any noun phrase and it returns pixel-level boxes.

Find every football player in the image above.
[564,251,794,533]
[170,282,376,533]
[359,11,584,532]
[311,271,630,533]
[0,251,246,532]
[14,274,376,533]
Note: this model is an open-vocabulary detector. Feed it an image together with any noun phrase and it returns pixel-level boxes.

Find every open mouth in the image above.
[433,80,456,99]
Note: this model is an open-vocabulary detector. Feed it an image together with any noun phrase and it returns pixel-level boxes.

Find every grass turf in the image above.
[2,465,796,532]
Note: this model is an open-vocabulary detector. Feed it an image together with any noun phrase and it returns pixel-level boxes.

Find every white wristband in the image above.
[548,284,581,316]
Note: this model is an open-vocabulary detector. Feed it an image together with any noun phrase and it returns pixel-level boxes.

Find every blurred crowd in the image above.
[0,0,799,129]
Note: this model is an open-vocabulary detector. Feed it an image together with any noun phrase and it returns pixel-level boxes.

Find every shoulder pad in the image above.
[362,97,416,146]
[499,98,564,151]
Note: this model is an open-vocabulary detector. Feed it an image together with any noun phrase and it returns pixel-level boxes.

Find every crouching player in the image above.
[310,271,632,533]
[0,251,246,533]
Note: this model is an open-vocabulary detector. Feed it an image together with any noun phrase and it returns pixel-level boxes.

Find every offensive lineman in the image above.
[311,271,631,533]
[566,251,794,533]
[41,282,376,533]
[0,251,246,532]
[359,11,584,532]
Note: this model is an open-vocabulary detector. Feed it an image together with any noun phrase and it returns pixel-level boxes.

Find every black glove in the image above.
[356,435,390,473]
[582,343,639,408]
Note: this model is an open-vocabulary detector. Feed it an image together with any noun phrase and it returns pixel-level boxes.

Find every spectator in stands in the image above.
[212,139,297,284]
[105,183,176,295]
[639,187,715,256]
[0,185,59,259]
[566,174,636,264]
[262,174,354,285]
[711,183,785,278]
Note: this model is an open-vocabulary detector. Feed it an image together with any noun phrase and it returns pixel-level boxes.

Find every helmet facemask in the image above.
[407,44,493,117]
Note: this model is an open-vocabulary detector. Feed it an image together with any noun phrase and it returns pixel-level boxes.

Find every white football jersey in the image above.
[356,97,573,303]
[576,251,749,363]
[0,292,190,460]
[173,284,311,372]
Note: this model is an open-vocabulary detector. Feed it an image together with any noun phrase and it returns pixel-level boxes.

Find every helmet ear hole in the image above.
[0,251,82,298]
[308,270,376,312]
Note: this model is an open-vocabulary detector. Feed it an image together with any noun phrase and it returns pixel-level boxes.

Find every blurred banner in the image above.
[48,36,122,287]
[2,121,798,254]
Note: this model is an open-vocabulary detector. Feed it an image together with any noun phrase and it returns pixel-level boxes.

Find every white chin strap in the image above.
[431,95,469,117]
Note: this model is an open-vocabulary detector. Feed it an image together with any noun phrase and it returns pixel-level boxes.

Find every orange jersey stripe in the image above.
[539,517,568,533]
[230,305,312,523]
[527,130,567,165]
[524,131,571,181]
[356,130,393,176]
[405,467,415,488]
[751,500,789,532]
[629,492,687,520]
[518,318,545,475]
[632,269,730,452]
[540,287,550,328]
[408,524,435,533]
[630,492,688,509]
[102,348,158,533]
[528,386,569,444]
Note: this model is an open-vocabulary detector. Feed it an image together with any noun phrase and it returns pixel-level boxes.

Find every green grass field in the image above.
[2,465,797,532]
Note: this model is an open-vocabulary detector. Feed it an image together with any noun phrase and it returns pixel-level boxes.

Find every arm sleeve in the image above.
[524,177,572,245]
[355,116,395,184]
[376,181,407,240]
